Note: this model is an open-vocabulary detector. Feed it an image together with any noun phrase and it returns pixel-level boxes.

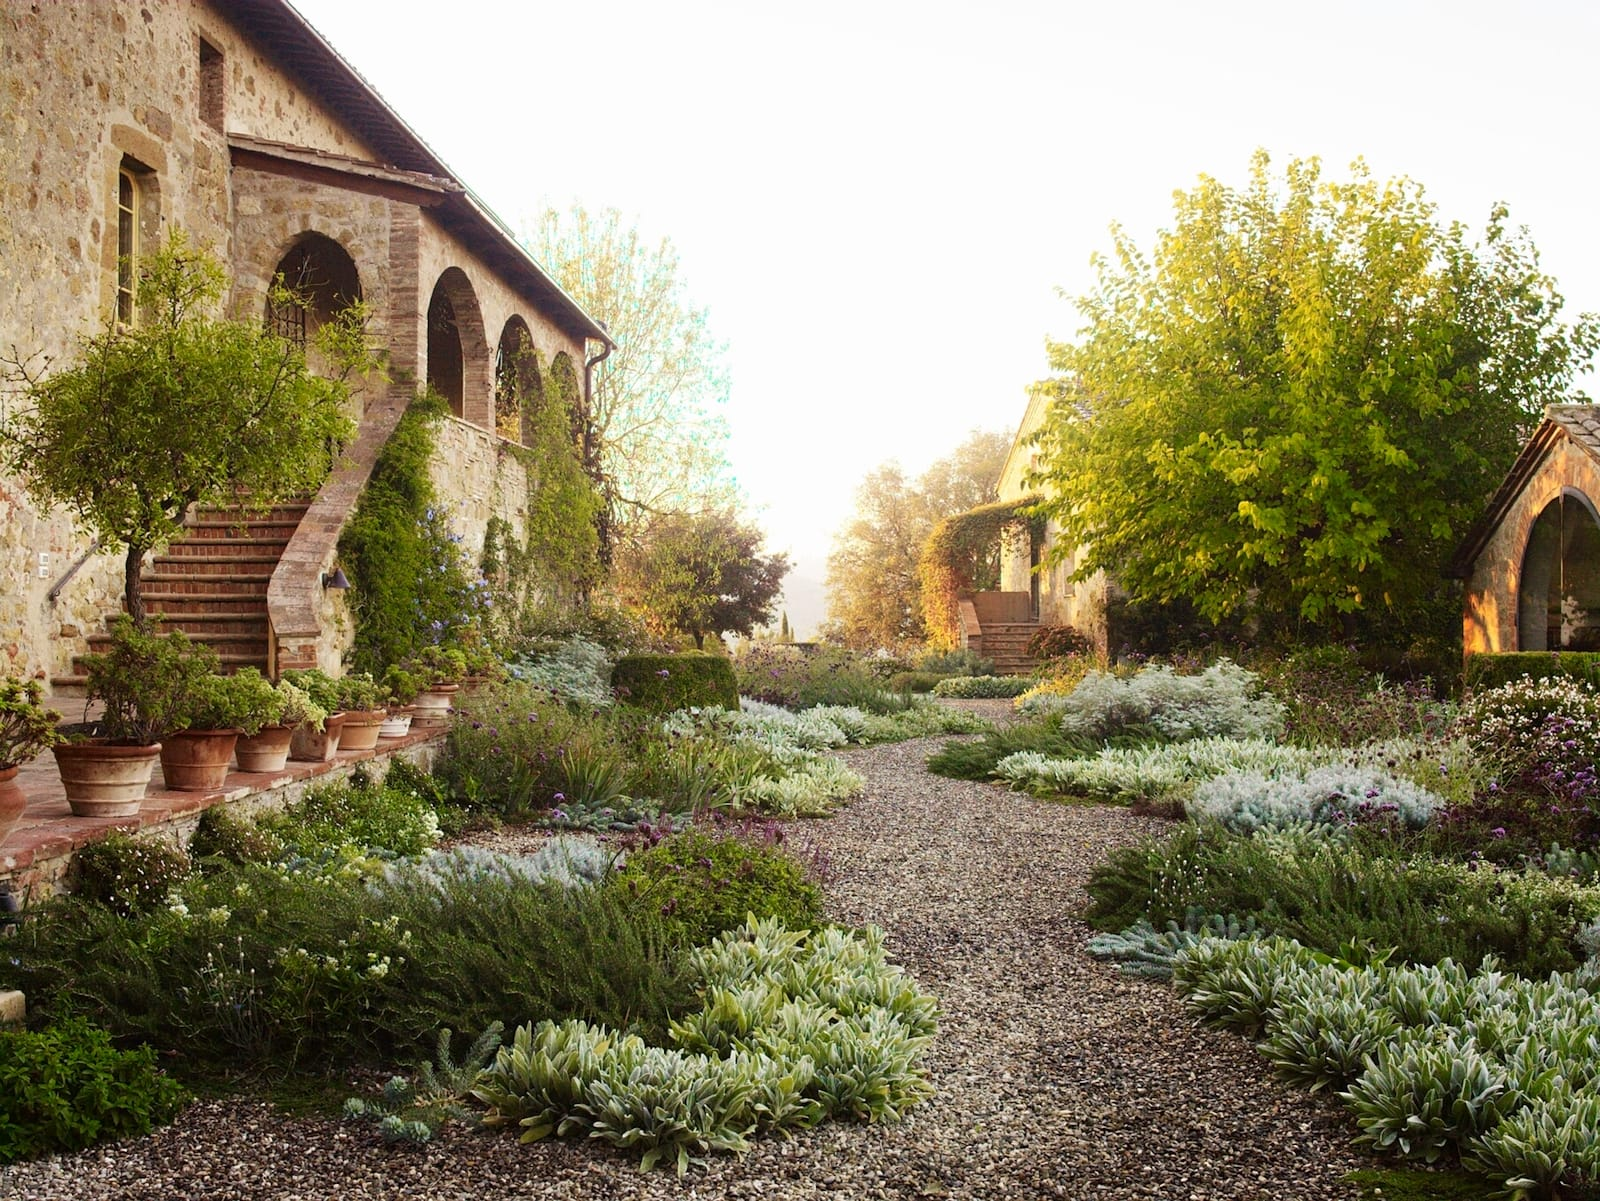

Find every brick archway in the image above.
[494,316,542,445]
[426,267,490,426]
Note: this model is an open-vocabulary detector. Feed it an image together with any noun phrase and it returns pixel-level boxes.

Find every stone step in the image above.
[141,577,271,597]
[192,502,310,524]
[143,594,270,615]
[148,615,269,636]
[147,556,278,577]
[161,536,291,556]
[182,520,302,542]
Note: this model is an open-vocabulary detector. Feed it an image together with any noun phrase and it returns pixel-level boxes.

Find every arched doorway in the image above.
[265,233,361,371]
[425,268,488,423]
[494,317,541,444]
[1518,489,1600,650]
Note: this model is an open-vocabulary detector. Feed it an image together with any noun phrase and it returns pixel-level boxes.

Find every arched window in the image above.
[116,168,138,324]
[1518,490,1600,651]
[494,317,540,444]
[425,269,488,423]
[265,233,361,355]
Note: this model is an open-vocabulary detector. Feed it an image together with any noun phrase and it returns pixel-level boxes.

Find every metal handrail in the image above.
[45,539,100,604]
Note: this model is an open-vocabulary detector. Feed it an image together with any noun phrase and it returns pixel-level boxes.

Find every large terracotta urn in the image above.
[52,741,161,818]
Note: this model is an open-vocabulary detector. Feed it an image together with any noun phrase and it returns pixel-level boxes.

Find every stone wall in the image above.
[429,415,533,565]
[1463,437,1600,654]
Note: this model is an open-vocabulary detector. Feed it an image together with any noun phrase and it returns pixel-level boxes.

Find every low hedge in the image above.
[886,671,943,694]
[612,653,739,713]
[1462,651,1600,693]
[931,675,1033,699]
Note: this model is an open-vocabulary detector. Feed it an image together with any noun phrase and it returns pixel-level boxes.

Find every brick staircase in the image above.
[980,621,1041,676]
[56,500,308,691]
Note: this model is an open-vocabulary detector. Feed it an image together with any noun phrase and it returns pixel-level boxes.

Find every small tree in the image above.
[3,232,367,626]
[621,511,789,649]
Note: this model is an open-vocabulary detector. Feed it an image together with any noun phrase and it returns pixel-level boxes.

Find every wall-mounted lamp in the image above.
[322,567,351,590]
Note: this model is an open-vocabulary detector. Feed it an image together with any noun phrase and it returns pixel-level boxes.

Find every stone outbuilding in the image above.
[1450,404,1600,655]
[0,0,610,686]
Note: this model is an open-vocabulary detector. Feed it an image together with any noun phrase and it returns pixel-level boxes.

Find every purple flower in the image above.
[657,669,671,678]
[1491,827,1507,839]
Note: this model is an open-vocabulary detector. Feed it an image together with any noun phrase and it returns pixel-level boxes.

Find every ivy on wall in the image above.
[338,392,482,673]
[480,347,603,639]
[918,496,1045,650]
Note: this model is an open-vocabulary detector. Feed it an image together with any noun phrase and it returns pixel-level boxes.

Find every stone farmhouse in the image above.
[0,0,609,690]
[1450,405,1600,656]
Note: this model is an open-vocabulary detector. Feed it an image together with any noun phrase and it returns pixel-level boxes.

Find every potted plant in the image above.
[160,668,278,792]
[379,665,424,738]
[0,677,63,838]
[281,668,348,763]
[333,671,387,752]
[58,617,213,817]
[407,646,468,714]
[232,671,328,774]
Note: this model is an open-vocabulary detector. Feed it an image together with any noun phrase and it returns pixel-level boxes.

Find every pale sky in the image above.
[290,0,1600,637]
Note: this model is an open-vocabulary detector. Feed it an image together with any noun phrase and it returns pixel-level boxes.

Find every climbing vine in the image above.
[479,348,602,639]
[918,496,1044,650]
[338,392,483,673]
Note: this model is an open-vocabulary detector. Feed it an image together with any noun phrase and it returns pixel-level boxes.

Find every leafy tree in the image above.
[1032,152,1598,643]
[619,511,789,649]
[531,206,734,550]
[2,232,367,626]
[824,429,1011,652]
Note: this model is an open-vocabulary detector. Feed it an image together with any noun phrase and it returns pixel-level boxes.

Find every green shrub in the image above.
[925,719,1091,781]
[0,1017,188,1162]
[73,833,190,916]
[1462,651,1600,693]
[472,917,937,1174]
[915,647,994,676]
[189,805,282,866]
[1026,625,1091,661]
[613,653,738,713]
[436,681,606,819]
[1085,825,1600,977]
[261,774,440,856]
[931,674,1032,699]
[885,671,943,694]
[6,856,690,1073]
[616,828,823,946]
[734,644,909,713]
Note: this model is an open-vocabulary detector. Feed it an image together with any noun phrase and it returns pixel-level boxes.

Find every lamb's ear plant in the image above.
[342,1022,504,1144]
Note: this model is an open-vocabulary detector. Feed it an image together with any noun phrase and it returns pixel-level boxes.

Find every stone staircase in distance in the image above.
[55,499,309,693]
[980,621,1041,676]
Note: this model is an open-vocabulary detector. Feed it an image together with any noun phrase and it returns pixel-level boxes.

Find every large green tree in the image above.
[620,510,789,649]
[1032,152,1597,641]
[824,428,1011,652]
[530,206,734,551]
[3,232,366,626]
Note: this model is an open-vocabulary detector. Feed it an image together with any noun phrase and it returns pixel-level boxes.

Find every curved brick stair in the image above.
[54,500,309,692]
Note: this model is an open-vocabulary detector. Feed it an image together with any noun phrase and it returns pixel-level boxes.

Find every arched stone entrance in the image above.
[1517,489,1600,651]
[425,268,489,424]
[265,232,362,370]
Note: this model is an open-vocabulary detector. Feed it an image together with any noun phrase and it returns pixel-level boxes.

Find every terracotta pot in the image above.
[0,764,27,843]
[378,709,414,739]
[234,724,295,773]
[413,684,459,714]
[160,728,240,792]
[289,712,346,763]
[410,709,452,732]
[338,708,387,752]
[52,741,160,818]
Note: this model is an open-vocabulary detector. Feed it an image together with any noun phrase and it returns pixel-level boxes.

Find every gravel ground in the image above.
[5,730,1371,1200]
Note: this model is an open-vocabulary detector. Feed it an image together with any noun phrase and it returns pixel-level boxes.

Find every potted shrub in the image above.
[281,669,347,763]
[0,677,63,838]
[379,665,424,738]
[334,672,387,752]
[232,672,327,774]
[408,646,468,714]
[160,669,277,792]
[58,617,213,817]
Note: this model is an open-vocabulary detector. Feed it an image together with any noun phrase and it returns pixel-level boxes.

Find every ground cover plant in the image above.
[1171,936,1600,1198]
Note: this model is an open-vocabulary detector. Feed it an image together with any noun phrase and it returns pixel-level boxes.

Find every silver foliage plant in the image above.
[470,916,938,1175]
[1171,936,1600,1199]
[1187,764,1442,834]
[384,837,613,894]
[1054,660,1286,743]
[509,637,616,709]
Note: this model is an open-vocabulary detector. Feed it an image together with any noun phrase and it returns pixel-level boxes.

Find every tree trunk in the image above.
[692,630,705,650]
[124,543,148,629]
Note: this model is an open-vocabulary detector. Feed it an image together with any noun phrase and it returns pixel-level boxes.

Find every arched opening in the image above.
[266,233,362,366]
[425,268,489,423]
[549,351,585,461]
[494,317,542,444]
[1517,489,1600,650]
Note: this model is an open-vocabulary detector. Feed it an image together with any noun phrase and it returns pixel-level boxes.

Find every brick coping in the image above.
[1,726,447,883]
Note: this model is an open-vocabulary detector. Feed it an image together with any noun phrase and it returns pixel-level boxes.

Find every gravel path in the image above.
[6,733,1369,1200]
